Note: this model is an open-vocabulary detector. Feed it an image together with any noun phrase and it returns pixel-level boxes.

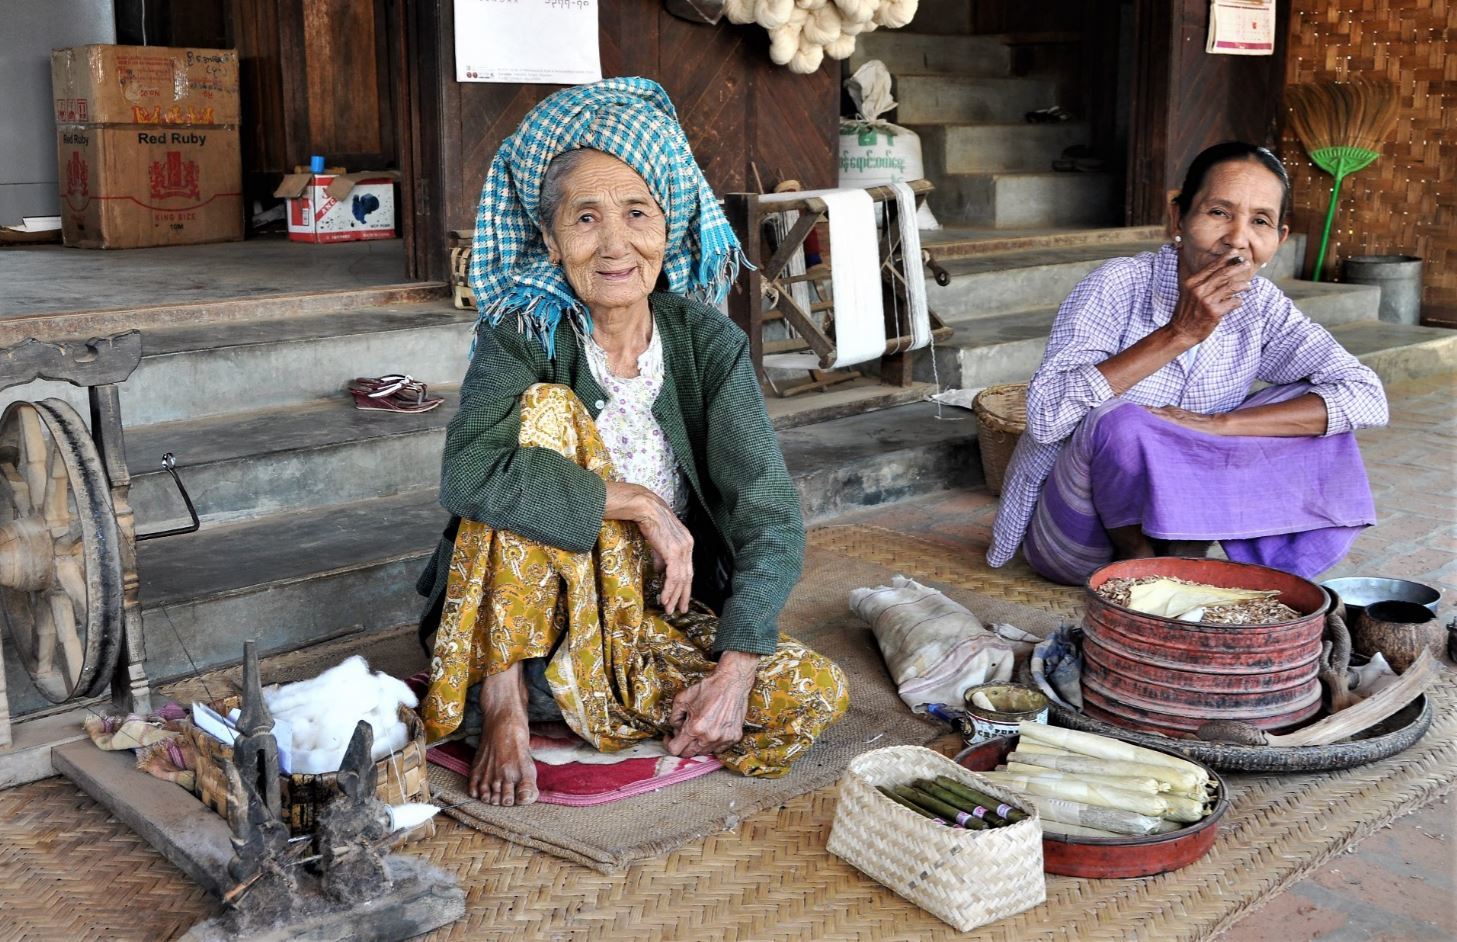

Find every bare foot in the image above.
[468,663,538,806]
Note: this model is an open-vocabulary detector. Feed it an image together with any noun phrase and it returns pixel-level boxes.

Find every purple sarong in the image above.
[1023,383,1376,585]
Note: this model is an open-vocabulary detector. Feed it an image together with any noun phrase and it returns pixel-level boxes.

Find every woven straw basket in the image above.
[827,745,1045,932]
[449,229,475,310]
[186,698,433,842]
[972,383,1028,496]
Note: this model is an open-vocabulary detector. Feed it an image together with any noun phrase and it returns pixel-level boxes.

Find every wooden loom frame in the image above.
[724,179,953,397]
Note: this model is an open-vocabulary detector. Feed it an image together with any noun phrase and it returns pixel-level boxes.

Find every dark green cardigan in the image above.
[416,292,805,656]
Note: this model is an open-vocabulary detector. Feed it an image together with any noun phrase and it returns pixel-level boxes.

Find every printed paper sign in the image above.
[455,0,602,85]
[1206,0,1276,56]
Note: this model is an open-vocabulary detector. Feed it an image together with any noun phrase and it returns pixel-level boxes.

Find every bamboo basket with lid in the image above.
[972,383,1028,496]
[184,697,433,842]
[827,744,1045,931]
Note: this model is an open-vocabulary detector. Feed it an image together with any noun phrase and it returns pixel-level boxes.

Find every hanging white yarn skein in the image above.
[756,0,795,29]
[824,31,857,59]
[724,0,756,24]
[802,3,842,44]
[832,0,877,25]
[789,40,826,74]
[872,0,917,28]
[769,17,804,65]
[795,0,828,8]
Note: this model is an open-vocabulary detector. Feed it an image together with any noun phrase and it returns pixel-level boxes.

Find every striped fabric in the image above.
[990,243,1389,569]
[466,77,748,356]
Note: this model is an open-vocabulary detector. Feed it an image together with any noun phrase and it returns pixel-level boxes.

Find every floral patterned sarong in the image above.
[421,384,848,778]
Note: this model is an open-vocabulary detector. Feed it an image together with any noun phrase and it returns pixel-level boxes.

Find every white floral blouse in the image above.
[583,325,688,515]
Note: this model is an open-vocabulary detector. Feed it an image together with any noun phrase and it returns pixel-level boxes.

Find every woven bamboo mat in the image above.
[1,524,1452,941]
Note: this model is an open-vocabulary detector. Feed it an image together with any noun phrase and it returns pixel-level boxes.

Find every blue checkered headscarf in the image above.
[468,77,747,356]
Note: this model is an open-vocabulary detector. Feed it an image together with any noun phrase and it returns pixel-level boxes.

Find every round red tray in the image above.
[954,733,1230,879]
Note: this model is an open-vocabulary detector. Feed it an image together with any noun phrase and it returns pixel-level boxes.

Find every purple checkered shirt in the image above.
[988,243,1389,568]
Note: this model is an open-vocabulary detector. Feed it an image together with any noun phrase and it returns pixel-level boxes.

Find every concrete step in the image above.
[914,122,1092,173]
[1327,322,1457,385]
[126,388,459,530]
[916,278,1383,389]
[896,74,1059,125]
[925,237,1309,322]
[0,301,475,426]
[929,170,1120,228]
[850,32,1012,76]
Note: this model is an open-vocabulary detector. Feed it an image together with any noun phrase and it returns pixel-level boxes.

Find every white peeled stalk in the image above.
[1025,795,1163,836]
[1008,750,1202,795]
[1018,722,1210,788]
[1159,792,1209,824]
[1003,762,1164,795]
[1041,820,1123,839]
[978,772,1169,817]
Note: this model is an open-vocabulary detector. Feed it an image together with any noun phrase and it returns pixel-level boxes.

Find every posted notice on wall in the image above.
[455,0,602,85]
[1206,0,1276,56]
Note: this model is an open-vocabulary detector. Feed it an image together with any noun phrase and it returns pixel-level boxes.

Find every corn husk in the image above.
[1158,792,1208,824]
[1013,741,1074,757]
[1002,762,1163,796]
[1017,723,1210,790]
[1024,795,1163,836]
[976,772,1168,817]
[1125,579,1278,619]
[1007,750,1202,795]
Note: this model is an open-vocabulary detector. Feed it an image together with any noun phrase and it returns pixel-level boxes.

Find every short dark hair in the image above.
[538,147,595,231]
[1172,141,1290,224]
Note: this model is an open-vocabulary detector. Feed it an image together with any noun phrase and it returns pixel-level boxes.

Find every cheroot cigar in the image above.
[933,776,1028,823]
[914,779,1003,828]
[894,785,982,829]
[878,785,946,824]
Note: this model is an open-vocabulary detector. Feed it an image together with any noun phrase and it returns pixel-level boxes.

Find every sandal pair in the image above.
[348,374,444,413]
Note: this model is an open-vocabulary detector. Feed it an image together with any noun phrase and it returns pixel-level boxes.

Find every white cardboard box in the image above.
[274,172,396,243]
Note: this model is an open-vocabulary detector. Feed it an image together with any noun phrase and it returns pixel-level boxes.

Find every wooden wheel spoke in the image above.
[0,463,31,515]
[19,409,49,512]
[43,437,72,527]
[34,596,57,678]
[55,555,88,611]
[48,591,84,685]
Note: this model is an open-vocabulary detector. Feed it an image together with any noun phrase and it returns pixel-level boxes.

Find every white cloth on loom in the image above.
[890,181,931,352]
[848,576,1040,712]
[760,187,885,369]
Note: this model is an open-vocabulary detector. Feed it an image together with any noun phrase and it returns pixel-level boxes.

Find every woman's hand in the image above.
[604,481,694,614]
[1168,252,1254,344]
[664,651,760,758]
[1146,405,1226,434]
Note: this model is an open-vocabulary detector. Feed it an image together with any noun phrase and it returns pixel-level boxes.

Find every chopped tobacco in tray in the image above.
[1098,576,1302,625]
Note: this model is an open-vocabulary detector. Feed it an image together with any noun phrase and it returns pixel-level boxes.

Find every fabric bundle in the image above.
[467,77,748,356]
[849,576,1037,711]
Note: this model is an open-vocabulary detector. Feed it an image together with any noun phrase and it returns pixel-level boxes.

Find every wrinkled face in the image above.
[1173,158,1289,276]
[542,151,666,314]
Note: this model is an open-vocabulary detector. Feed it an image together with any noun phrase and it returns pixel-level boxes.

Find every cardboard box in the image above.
[273,172,397,243]
[52,45,240,127]
[57,125,244,249]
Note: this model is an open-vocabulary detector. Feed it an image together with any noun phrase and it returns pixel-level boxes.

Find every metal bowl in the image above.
[1320,577,1440,619]
[953,734,1228,878]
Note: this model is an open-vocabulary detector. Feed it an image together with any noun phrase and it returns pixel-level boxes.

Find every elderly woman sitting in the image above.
[990,141,1389,584]
[416,78,848,806]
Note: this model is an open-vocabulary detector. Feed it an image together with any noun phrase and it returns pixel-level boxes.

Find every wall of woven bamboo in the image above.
[1283,2,1456,321]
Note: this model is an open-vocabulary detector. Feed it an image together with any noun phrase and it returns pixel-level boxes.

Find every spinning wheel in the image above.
[0,399,123,703]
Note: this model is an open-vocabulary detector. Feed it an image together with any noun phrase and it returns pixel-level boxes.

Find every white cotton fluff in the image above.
[387,803,440,833]
[262,656,417,775]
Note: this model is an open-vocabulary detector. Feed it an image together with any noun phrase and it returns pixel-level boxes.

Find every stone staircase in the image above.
[852,31,1118,228]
